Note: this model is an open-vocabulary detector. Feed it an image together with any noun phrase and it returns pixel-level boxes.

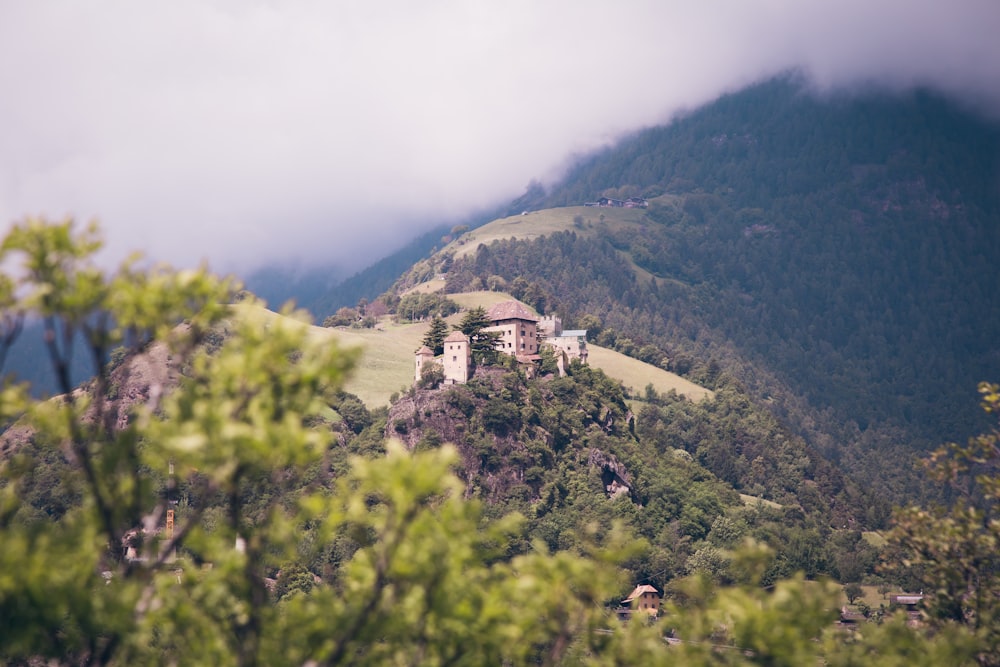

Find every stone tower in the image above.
[442,331,471,384]
[414,345,434,383]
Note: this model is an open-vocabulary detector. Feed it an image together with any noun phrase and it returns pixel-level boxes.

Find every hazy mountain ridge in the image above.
[9,75,998,519]
[386,77,1000,505]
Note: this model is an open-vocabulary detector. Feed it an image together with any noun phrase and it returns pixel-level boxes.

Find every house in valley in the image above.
[618,584,661,619]
[584,196,648,209]
[889,593,925,621]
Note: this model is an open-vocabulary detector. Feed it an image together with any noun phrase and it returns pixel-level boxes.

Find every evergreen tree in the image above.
[455,306,502,364]
[422,316,448,356]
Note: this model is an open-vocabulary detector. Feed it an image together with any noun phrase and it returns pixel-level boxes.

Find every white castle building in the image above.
[415,300,588,385]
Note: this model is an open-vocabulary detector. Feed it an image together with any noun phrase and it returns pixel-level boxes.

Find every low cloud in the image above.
[2,0,999,272]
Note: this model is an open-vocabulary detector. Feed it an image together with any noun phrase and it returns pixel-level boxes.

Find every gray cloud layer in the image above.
[3,1,999,272]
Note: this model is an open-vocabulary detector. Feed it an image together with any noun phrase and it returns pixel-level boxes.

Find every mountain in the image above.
[238,225,449,316]
[4,322,97,397]
[0,218,1000,664]
[4,291,872,593]
[261,203,525,319]
[9,71,1000,577]
[241,262,347,313]
[387,76,1000,505]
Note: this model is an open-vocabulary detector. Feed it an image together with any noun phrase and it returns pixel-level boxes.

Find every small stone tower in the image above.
[442,331,471,384]
[415,345,434,383]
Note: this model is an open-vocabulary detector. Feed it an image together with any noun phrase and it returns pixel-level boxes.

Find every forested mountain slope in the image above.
[397,76,1000,504]
[537,77,1000,442]
[387,361,872,591]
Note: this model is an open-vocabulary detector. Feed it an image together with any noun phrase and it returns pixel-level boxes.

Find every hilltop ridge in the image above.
[380,77,1000,507]
[235,294,711,409]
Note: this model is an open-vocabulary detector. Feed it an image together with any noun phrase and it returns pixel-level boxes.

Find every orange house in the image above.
[623,584,661,618]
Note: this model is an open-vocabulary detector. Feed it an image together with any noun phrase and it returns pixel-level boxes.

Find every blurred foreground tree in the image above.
[886,382,1000,666]
[0,219,660,665]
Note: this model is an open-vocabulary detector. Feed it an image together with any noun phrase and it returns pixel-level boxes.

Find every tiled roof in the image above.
[416,346,434,355]
[487,300,538,323]
[623,584,660,603]
[444,331,469,343]
[892,595,924,605]
[558,330,587,337]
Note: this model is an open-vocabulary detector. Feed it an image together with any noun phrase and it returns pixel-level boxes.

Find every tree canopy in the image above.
[421,316,449,356]
[454,306,502,364]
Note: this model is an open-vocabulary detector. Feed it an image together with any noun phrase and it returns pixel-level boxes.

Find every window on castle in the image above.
[452,356,457,362]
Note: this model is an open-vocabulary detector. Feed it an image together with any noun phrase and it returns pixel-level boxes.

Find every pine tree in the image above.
[455,307,501,364]
[422,316,448,355]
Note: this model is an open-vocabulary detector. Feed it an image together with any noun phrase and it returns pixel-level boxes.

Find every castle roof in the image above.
[487,301,538,323]
[444,331,469,343]
[416,345,434,356]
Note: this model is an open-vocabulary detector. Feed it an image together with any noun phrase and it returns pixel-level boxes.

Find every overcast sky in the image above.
[2,1,999,274]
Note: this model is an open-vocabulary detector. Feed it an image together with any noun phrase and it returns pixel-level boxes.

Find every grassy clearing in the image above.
[320,321,426,408]
[447,290,534,311]
[839,584,900,610]
[862,531,888,548]
[401,278,446,295]
[587,345,714,402]
[232,295,712,410]
[738,493,783,509]
[445,206,651,261]
[406,198,691,293]
[231,304,423,409]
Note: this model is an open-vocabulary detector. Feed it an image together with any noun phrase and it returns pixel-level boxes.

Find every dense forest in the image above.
[397,76,1000,505]
[540,77,1000,440]
[387,357,873,592]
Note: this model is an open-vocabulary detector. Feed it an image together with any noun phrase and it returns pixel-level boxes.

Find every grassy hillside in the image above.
[587,345,712,402]
[414,78,1000,508]
[444,205,653,260]
[231,295,709,409]
[231,304,424,408]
